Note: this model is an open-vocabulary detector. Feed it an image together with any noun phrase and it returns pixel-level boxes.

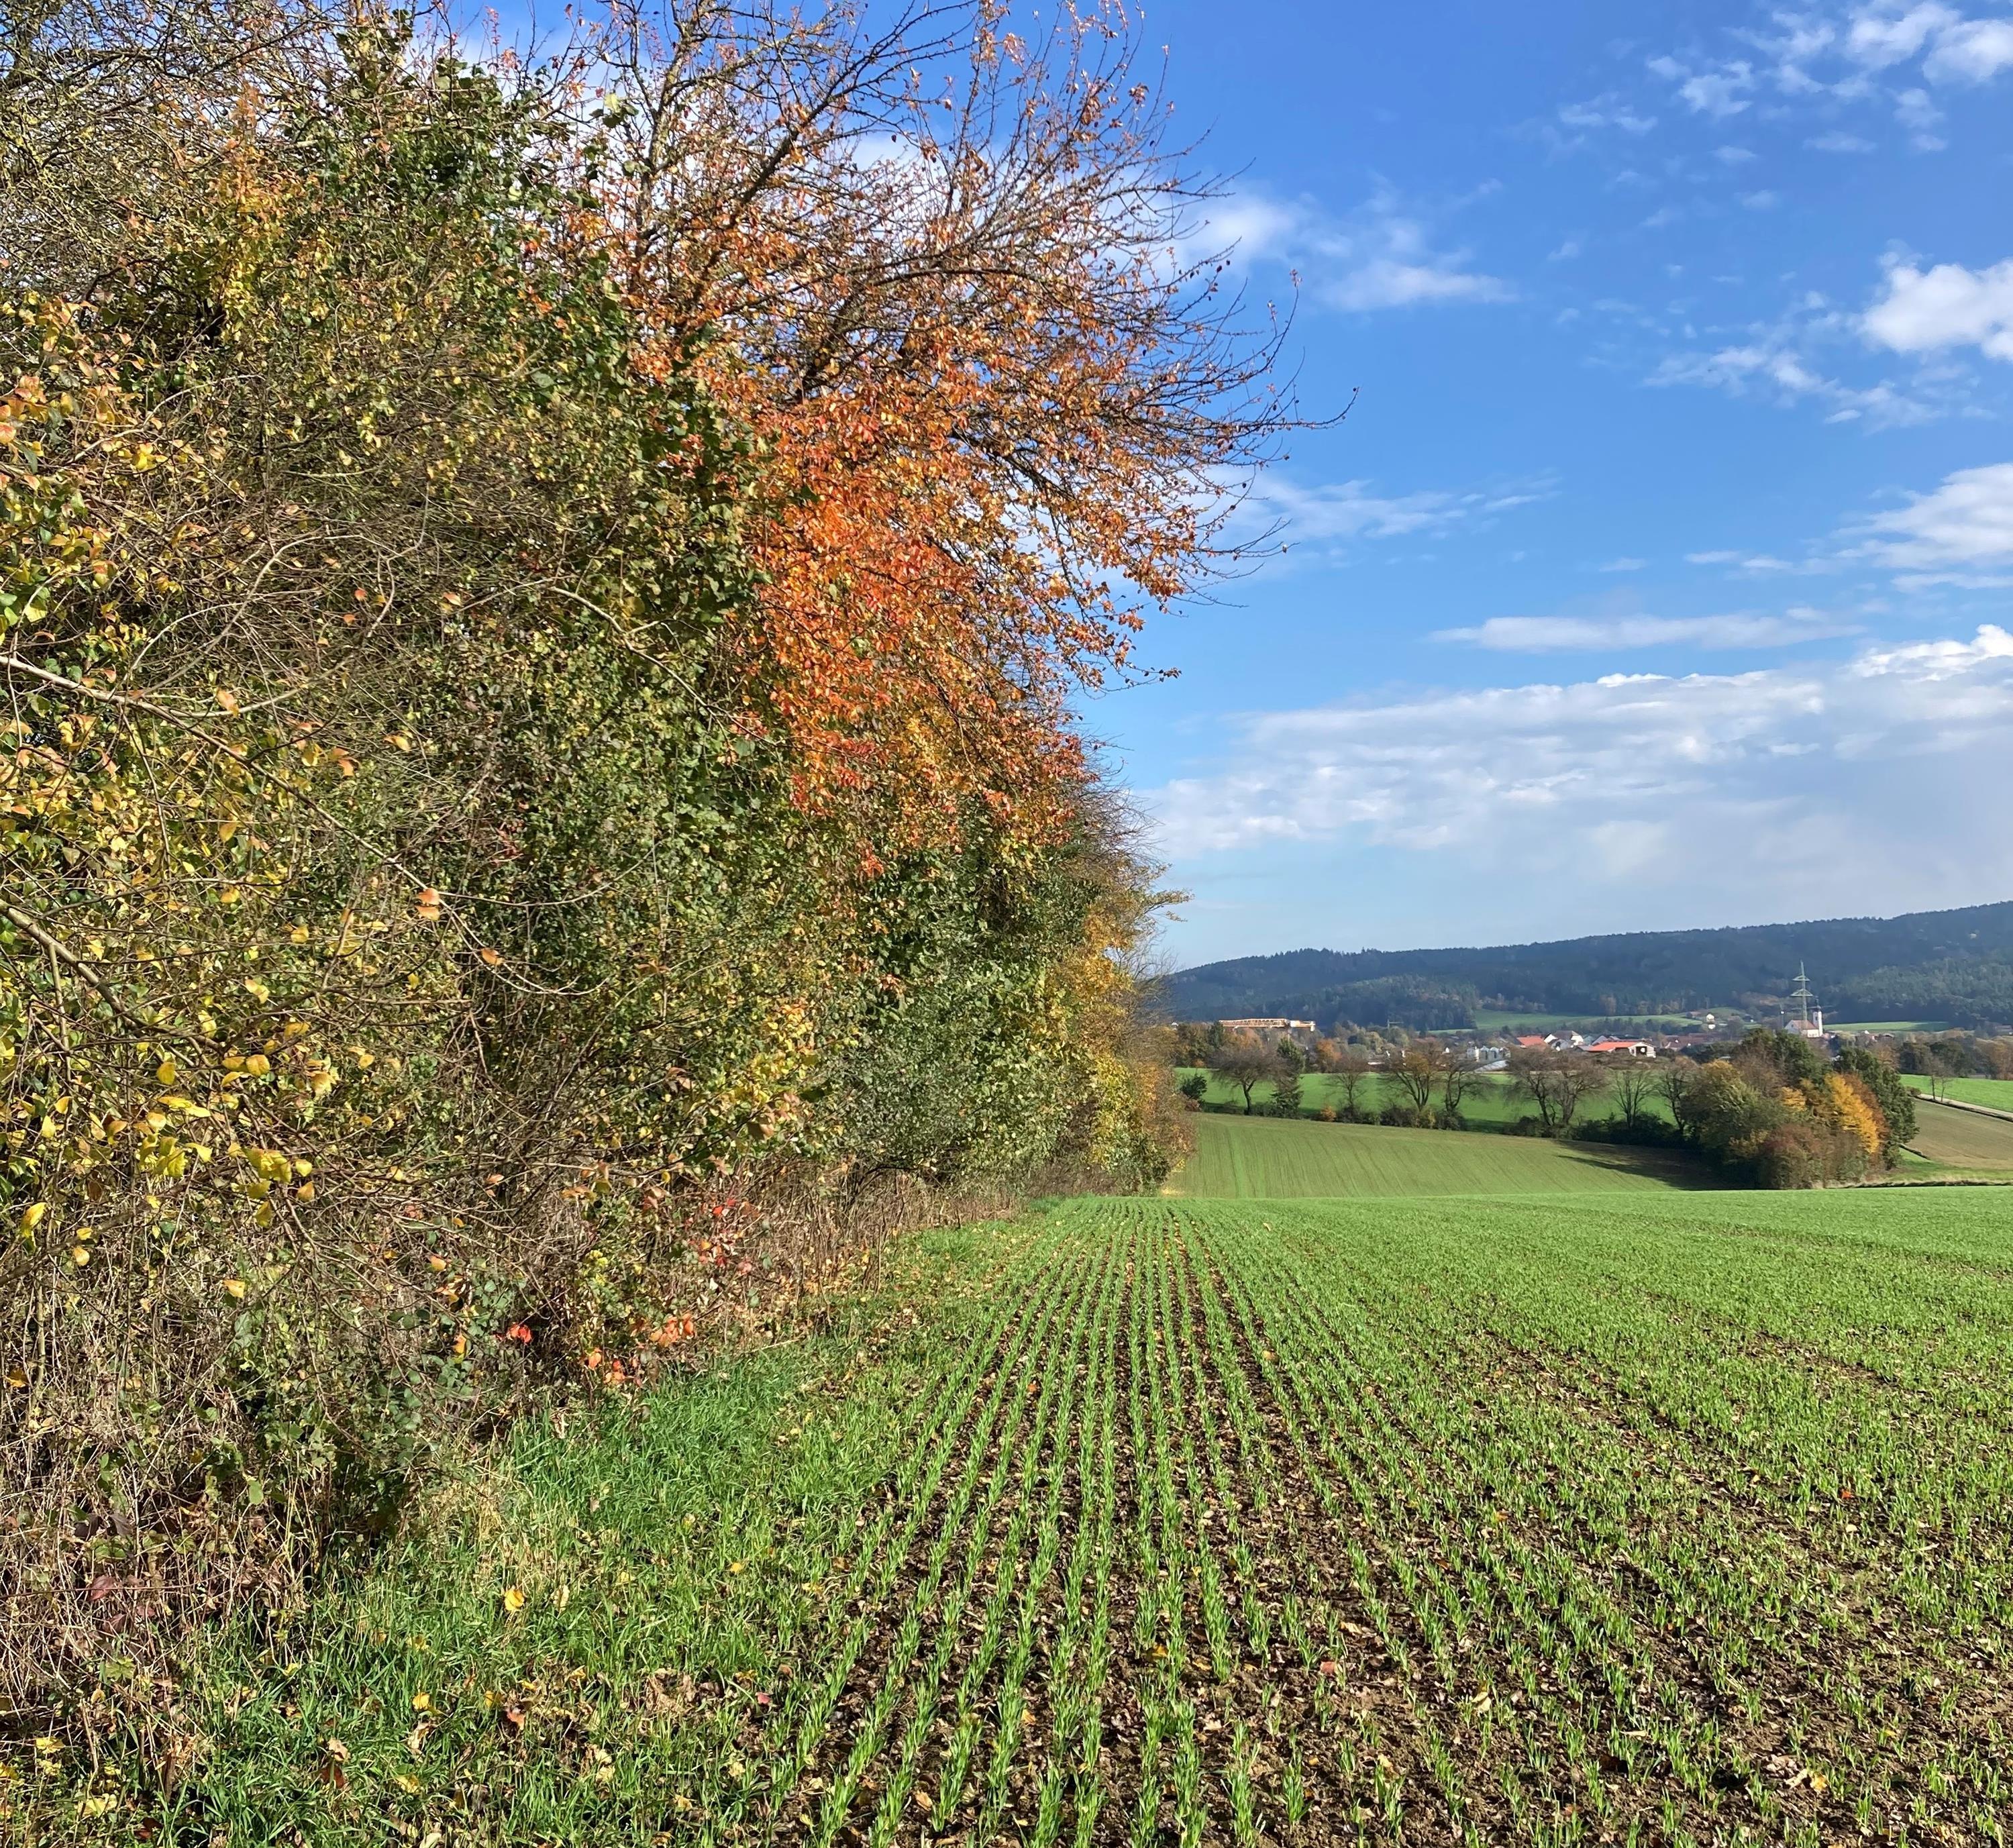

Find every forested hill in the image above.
[1159,900,2013,1031]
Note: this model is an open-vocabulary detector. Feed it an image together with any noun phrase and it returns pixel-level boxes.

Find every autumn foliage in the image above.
[0,0,1286,1733]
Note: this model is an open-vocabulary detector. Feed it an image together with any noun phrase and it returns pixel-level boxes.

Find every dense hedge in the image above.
[0,0,1277,1739]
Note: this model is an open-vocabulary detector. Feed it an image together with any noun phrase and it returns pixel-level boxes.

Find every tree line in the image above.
[1180,1027,1922,1188]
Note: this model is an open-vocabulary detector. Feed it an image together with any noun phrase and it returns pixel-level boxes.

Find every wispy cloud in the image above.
[1851,460,2013,573]
[1649,55,1759,117]
[1435,609,1860,651]
[1555,94,1659,137]
[1227,473,1553,556]
[1633,3,2013,160]
[1196,187,1512,311]
[1648,334,1938,425]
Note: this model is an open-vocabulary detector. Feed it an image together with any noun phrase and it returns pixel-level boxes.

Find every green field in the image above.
[1828,1019,1949,1034]
[121,1186,2013,1845]
[1172,1109,1702,1196]
[1901,1072,2013,1113]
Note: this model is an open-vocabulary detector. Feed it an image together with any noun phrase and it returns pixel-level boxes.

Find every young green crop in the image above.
[52,1186,2013,1848]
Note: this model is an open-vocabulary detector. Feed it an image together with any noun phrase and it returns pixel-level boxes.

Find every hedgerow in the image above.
[0,0,1276,1742]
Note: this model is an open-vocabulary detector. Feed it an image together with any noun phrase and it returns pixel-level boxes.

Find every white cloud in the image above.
[1145,629,2013,919]
[1894,84,1947,145]
[1716,144,1758,162]
[1630,5,2013,166]
[1846,1,2013,78]
[1855,461,2013,568]
[1672,58,1759,115]
[1648,338,1935,425]
[1846,3,1958,68]
[1688,550,1830,574]
[1863,254,2013,359]
[1921,13,2013,78]
[1596,558,1648,572]
[1230,474,1551,554]
[1435,610,1860,651]
[1558,95,1659,135]
[1194,188,1510,312]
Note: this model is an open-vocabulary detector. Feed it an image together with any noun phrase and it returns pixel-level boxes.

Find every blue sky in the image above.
[1092,0,2013,966]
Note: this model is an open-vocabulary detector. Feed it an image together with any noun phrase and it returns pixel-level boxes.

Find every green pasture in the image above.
[1169,1111,1704,1198]
[1900,1072,2013,1113]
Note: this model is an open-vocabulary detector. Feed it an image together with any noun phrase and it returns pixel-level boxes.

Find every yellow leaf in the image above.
[156,1056,176,1086]
[5,1370,27,1389]
[478,947,503,968]
[70,1245,89,1268]
[223,1279,246,1300]
[502,1587,525,1613]
[411,1691,431,1712]
[415,888,444,923]
[18,1201,46,1235]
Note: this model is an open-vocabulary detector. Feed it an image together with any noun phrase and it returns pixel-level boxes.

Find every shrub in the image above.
[1753,1120,1828,1189]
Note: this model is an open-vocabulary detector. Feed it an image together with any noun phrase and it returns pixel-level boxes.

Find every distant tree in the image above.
[1210,1041,1283,1115]
[1921,1045,1955,1101]
[1331,1049,1373,1119]
[1684,1061,1781,1163]
[1440,1056,1484,1124]
[1178,1071,1209,1105]
[1735,1027,1826,1092]
[1837,1045,1914,1150]
[1506,1047,1610,1135]
[1272,1066,1304,1117]
[1387,1041,1450,1116]
[1820,1072,1884,1166]
[1276,1036,1308,1076]
[1656,1058,1700,1138]
[1606,1056,1659,1132]
[1310,1035,1343,1073]
[1982,1038,2013,1081]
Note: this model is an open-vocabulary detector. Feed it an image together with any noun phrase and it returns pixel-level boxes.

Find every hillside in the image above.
[1159,899,2013,1031]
